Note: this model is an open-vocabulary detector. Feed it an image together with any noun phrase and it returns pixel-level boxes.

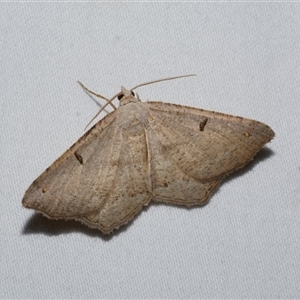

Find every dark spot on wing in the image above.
[75,151,83,164]
[199,118,208,131]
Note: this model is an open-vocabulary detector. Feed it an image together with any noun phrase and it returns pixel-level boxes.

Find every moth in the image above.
[23,75,275,234]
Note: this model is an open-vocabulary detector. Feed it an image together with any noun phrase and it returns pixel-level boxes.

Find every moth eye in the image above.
[118,94,124,100]
[131,91,135,96]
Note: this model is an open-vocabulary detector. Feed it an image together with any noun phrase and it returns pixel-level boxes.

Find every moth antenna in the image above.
[77,81,117,110]
[130,74,196,91]
[84,74,196,130]
[84,92,122,130]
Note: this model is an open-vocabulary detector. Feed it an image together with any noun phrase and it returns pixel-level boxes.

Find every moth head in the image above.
[117,86,140,105]
[79,74,196,130]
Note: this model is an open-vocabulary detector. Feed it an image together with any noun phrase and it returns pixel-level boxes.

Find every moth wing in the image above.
[22,112,121,218]
[23,111,151,234]
[80,123,151,234]
[146,101,274,205]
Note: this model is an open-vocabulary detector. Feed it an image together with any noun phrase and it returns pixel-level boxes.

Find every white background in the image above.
[1,2,300,299]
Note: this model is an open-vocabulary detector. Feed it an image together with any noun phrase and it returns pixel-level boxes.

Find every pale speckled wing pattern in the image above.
[147,102,274,181]
[81,113,152,233]
[23,108,151,234]
[23,112,118,218]
[143,102,274,206]
[23,90,274,234]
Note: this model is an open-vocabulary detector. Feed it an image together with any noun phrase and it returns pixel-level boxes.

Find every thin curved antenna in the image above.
[84,74,197,130]
[130,74,196,90]
[84,92,122,130]
[77,81,117,110]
